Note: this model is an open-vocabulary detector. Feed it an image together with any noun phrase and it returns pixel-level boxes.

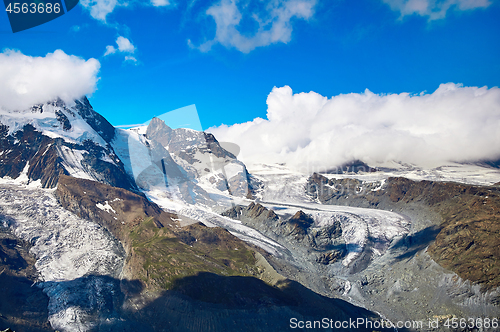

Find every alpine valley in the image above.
[0,97,498,332]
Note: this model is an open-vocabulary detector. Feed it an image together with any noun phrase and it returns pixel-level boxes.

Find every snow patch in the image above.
[96,201,116,214]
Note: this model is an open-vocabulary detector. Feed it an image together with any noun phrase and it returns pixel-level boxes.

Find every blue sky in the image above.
[1,0,499,130]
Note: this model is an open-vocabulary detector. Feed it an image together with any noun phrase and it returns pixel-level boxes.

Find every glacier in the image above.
[0,184,126,332]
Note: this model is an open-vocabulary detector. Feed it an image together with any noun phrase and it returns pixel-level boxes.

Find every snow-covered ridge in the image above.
[320,162,500,186]
[0,99,107,147]
[250,162,500,187]
[0,98,135,189]
[112,118,252,208]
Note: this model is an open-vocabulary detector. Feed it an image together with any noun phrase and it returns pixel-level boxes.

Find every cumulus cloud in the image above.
[196,0,316,53]
[104,45,116,56]
[209,84,500,172]
[104,36,137,62]
[0,49,100,111]
[382,0,492,20]
[116,36,136,53]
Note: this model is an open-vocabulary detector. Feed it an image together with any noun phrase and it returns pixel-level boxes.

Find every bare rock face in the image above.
[316,250,345,265]
[73,97,115,144]
[285,210,314,240]
[222,203,346,260]
[325,160,377,174]
[0,123,65,188]
[0,229,52,332]
[222,202,280,232]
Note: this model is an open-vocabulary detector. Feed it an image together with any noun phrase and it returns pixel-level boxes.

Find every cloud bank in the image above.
[209,84,500,171]
[0,50,100,111]
[195,0,316,53]
[382,0,492,20]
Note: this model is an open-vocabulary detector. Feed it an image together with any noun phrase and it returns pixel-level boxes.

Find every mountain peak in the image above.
[73,96,115,143]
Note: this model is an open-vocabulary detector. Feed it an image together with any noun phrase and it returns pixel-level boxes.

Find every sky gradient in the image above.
[1,0,499,130]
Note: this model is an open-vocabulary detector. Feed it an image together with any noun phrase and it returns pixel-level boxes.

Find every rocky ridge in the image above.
[0,98,136,191]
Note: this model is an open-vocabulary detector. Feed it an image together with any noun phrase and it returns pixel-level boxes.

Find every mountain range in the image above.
[0,97,498,332]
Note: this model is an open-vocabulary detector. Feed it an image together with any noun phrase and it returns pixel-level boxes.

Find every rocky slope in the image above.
[214,165,500,331]
[222,202,347,265]
[55,174,258,289]
[53,174,389,331]
[0,229,53,332]
[307,173,500,290]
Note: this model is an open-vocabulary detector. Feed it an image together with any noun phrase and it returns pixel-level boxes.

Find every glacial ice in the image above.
[0,184,125,332]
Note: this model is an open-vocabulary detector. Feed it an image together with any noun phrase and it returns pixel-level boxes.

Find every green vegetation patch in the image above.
[128,219,258,290]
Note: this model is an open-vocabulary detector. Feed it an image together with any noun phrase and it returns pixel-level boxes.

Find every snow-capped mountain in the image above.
[146,117,253,199]
[0,97,253,206]
[1,96,499,332]
[0,97,135,190]
[111,117,255,208]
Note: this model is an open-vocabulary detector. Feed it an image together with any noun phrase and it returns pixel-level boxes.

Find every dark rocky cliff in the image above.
[0,229,53,332]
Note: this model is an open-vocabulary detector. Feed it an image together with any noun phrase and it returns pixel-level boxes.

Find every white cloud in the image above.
[104,36,136,62]
[104,45,116,56]
[80,0,124,21]
[151,0,169,6]
[0,50,100,111]
[382,0,492,20]
[80,0,315,53]
[209,84,500,172]
[116,36,135,53]
[80,0,172,21]
[124,55,138,63]
[197,0,316,53]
